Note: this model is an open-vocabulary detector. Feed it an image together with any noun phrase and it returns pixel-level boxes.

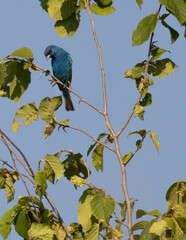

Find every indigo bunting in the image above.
[44,45,75,111]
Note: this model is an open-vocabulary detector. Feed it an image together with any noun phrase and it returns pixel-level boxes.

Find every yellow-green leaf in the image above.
[132,14,158,46]
[150,131,160,152]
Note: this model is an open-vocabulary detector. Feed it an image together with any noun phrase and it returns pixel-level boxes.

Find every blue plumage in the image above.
[44,45,75,111]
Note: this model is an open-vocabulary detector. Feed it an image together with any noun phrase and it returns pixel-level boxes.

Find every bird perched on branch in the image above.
[44,45,75,111]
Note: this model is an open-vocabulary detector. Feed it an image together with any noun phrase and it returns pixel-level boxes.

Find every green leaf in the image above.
[149,220,168,236]
[35,170,47,198]
[12,103,39,132]
[98,0,112,6]
[132,14,158,46]
[151,47,168,62]
[68,223,84,239]
[140,93,152,107]
[136,0,143,9]
[136,139,142,149]
[176,217,186,234]
[44,124,55,139]
[78,188,97,232]
[158,0,186,25]
[54,223,66,239]
[63,152,88,180]
[87,133,107,156]
[118,201,127,219]
[48,0,77,20]
[131,221,149,231]
[148,58,177,78]
[161,20,179,44]
[124,63,145,79]
[122,152,132,164]
[55,12,80,38]
[11,47,33,60]
[166,181,186,206]
[4,61,31,104]
[134,104,145,120]
[44,154,64,180]
[38,96,62,123]
[140,220,159,240]
[15,208,30,239]
[5,174,15,203]
[92,144,103,172]
[0,205,21,240]
[85,223,100,240]
[136,209,162,218]
[0,64,6,88]
[70,176,87,187]
[150,132,160,152]
[127,129,147,138]
[90,3,115,16]
[28,223,54,240]
[90,194,116,222]
[18,196,45,209]
[38,0,49,12]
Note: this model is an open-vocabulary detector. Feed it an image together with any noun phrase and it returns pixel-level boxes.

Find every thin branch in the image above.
[0,129,35,177]
[56,121,116,152]
[116,94,142,137]
[114,212,128,227]
[0,131,74,239]
[86,0,107,115]
[117,4,162,138]
[34,64,103,115]
[44,192,74,240]
[0,135,40,222]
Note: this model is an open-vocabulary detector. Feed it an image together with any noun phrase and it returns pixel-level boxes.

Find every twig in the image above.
[162,180,181,219]
[0,135,40,222]
[0,129,35,177]
[114,212,128,227]
[44,192,74,240]
[33,64,103,115]
[0,131,74,239]
[56,121,116,153]
[86,1,134,238]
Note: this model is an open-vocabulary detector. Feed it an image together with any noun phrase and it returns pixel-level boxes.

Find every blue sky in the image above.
[0,0,186,239]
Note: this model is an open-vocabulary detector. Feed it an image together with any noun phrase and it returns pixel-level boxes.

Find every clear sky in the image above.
[0,0,186,239]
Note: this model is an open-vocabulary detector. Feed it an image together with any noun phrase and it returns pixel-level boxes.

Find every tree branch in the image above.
[56,120,116,153]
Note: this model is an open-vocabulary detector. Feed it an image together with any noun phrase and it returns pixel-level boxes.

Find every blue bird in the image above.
[44,45,75,111]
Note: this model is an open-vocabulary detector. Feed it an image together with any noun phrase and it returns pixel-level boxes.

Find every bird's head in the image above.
[44,45,59,60]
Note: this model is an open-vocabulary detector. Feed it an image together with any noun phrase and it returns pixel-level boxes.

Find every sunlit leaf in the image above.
[70,176,87,187]
[127,129,147,138]
[5,174,15,203]
[15,208,30,239]
[151,47,168,62]
[91,194,116,222]
[35,170,47,198]
[4,61,31,104]
[150,132,160,152]
[44,154,64,181]
[85,223,100,240]
[55,12,80,38]
[12,103,39,132]
[134,105,145,120]
[90,3,115,16]
[132,14,158,46]
[28,223,54,240]
[0,205,21,240]
[124,63,145,79]
[78,188,97,232]
[92,144,103,172]
[38,96,62,123]
[122,152,133,164]
[131,221,149,231]
[158,0,186,26]
[136,0,143,9]
[149,220,168,236]
[11,47,33,60]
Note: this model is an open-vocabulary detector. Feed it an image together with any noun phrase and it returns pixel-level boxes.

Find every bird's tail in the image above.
[63,91,75,111]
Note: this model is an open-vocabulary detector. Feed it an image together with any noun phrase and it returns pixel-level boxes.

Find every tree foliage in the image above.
[0,0,186,240]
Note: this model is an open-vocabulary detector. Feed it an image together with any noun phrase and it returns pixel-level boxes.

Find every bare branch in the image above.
[56,120,116,153]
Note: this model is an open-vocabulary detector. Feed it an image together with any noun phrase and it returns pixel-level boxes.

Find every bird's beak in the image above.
[46,55,50,60]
